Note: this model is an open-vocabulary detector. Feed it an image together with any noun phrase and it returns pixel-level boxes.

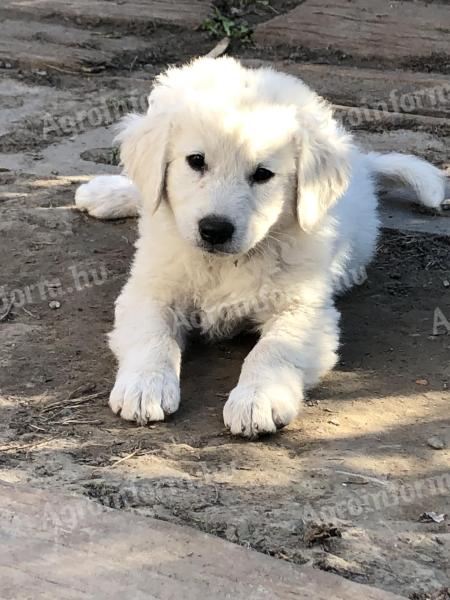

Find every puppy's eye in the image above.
[186,153,206,172]
[251,166,275,184]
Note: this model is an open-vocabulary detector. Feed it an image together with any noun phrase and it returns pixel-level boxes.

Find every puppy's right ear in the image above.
[115,111,169,213]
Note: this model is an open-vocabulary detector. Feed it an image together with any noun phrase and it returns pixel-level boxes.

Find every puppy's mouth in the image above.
[198,241,239,256]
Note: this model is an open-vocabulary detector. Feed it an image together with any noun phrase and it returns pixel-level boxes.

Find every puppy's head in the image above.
[117,57,352,255]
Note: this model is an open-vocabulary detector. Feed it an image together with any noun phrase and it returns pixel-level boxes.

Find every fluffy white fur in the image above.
[75,57,446,437]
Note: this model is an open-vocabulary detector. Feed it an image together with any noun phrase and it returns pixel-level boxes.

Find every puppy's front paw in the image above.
[223,382,300,438]
[109,370,180,424]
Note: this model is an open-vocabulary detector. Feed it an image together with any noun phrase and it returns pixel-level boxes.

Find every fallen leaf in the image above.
[303,522,342,546]
[419,512,446,524]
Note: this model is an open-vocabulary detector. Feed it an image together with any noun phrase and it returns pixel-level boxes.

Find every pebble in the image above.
[427,436,446,450]
[49,300,61,310]
[342,474,369,485]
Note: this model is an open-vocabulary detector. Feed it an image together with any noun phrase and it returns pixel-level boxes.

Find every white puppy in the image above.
[76,57,446,437]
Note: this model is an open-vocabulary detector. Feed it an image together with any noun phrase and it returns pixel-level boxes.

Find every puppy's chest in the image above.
[176,255,283,336]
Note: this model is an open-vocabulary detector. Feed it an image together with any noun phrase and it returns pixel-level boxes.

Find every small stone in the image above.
[427,436,446,450]
[49,300,61,310]
[19,433,38,442]
[342,474,369,485]
[415,378,429,386]
[443,280,450,288]
[328,418,340,426]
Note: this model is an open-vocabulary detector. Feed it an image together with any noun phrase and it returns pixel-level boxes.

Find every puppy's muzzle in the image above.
[199,215,235,246]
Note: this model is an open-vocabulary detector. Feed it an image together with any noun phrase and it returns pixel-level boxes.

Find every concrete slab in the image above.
[0,78,90,139]
[0,482,407,600]
[0,75,152,157]
[354,129,450,236]
[254,0,450,60]
[0,126,118,177]
[354,129,450,169]
[379,196,450,236]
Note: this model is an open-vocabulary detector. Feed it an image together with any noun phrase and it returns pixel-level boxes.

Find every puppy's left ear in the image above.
[115,110,170,213]
[296,119,352,232]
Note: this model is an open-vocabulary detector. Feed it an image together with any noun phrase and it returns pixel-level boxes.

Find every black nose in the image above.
[199,216,235,245]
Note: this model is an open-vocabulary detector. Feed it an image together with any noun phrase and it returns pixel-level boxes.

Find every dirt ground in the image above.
[0,2,449,599]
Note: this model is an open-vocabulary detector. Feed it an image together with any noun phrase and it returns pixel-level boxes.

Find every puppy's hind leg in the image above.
[75,175,141,219]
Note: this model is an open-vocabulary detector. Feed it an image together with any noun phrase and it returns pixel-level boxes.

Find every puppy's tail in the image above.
[367,152,448,209]
[75,175,141,219]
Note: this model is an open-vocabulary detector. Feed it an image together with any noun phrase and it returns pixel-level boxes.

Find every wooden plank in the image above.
[254,0,450,59]
[245,60,450,119]
[0,0,212,29]
[334,104,450,137]
[0,38,108,73]
[242,60,450,137]
[0,19,157,72]
[268,62,449,119]
[0,482,407,600]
